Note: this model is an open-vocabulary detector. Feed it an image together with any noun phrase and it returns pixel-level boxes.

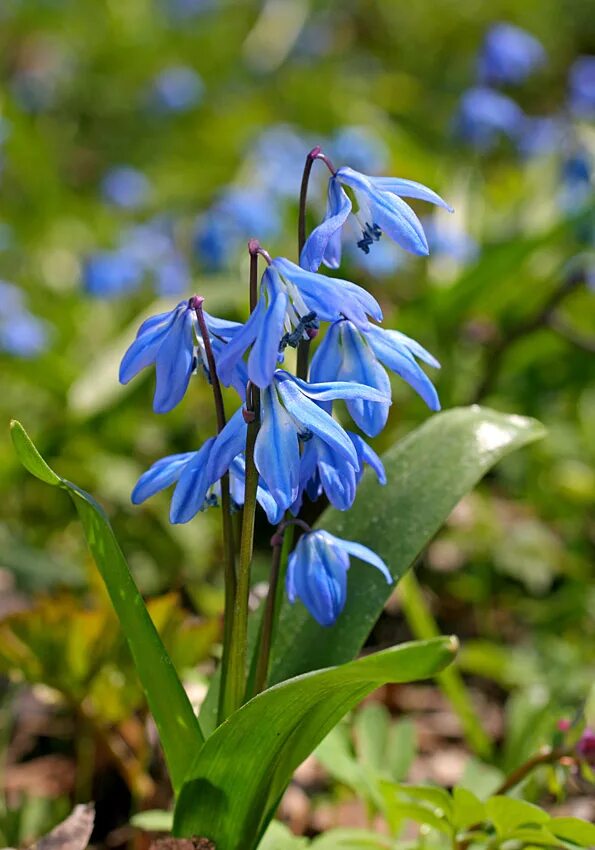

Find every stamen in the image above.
[278,311,319,351]
[357,222,382,254]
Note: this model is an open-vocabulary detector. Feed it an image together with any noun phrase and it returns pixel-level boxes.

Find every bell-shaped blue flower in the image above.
[254,370,390,513]
[310,320,440,437]
[217,258,382,390]
[454,87,524,151]
[119,301,244,412]
[301,166,452,272]
[286,530,392,627]
[131,408,283,525]
[292,430,385,514]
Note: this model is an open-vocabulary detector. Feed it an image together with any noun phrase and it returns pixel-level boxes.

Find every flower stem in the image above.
[224,248,262,714]
[190,296,237,725]
[253,519,311,695]
[296,146,333,380]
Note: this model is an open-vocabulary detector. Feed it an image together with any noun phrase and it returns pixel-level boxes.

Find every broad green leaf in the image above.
[386,802,451,836]
[392,784,453,819]
[315,725,367,793]
[270,407,545,683]
[130,810,174,832]
[9,420,204,793]
[174,637,457,850]
[452,787,485,831]
[550,817,595,847]
[485,796,550,837]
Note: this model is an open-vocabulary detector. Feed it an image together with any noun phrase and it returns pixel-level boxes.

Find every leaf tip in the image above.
[447,635,459,655]
[9,419,62,486]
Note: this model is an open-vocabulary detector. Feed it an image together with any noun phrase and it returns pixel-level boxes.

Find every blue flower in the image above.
[293,430,385,514]
[0,281,50,358]
[130,409,283,525]
[422,214,479,267]
[568,56,595,120]
[120,301,195,412]
[286,530,392,627]
[559,148,592,214]
[301,166,452,272]
[255,370,390,513]
[101,166,152,209]
[478,23,545,86]
[149,66,203,114]
[454,87,524,151]
[83,251,143,298]
[516,116,565,159]
[217,257,382,390]
[310,320,440,437]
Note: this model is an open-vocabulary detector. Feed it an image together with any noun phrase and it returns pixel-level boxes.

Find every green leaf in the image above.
[174,637,457,850]
[258,821,309,850]
[386,718,416,783]
[130,810,174,832]
[550,817,595,847]
[353,702,391,774]
[451,787,485,831]
[393,784,453,819]
[270,407,544,683]
[311,829,393,849]
[485,796,550,837]
[9,421,204,793]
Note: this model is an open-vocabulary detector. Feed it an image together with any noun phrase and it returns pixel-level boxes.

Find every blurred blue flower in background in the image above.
[347,239,402,277]
[478,23,546,86]
[194,187,281,270]
[0,281,50,357]
[101,166,152,209]
[250,125,313,199]
[423,214,479,266]
[149,65,204,113]
[330,126,389,174]
[517,116,565,157]
[455,86,524,150]
[163,0,217,22]
[568,56,595,119]
[83,251,142,298]
[559,148,593,213]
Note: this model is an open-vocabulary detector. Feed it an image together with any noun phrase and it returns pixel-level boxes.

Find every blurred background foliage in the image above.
[0,0,594,845]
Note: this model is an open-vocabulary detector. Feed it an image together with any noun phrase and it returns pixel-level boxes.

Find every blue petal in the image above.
[229,456,285,525]
[379,327,441,369]
[314,438,358,510]
[277,371,390,406]
[131,451,194,504]
[309,321,343,416]
[338,322,391,437]
[328,532,393,584]
[286,533,349,627]
[372,177,453,213]
[216,294,266,388]
[254,385,300,510]
[119,306,180,384]
[248,288,288,388]
[204,310,244,341]
[205,407,248,483]
[153,306,195,412]
[170,438,216,523]
[272,257,382,327]
[366,326,440,411]
[300,177,352,272]
[275,376,359,467]
[347,432,386,485]
[369,191,429,256]
[211,336,249,401]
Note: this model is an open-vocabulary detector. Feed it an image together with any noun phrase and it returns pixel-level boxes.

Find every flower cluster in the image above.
[121,151,447,627]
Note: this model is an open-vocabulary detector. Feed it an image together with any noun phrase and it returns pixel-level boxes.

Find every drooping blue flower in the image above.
[301,166,452,272]
[568,56,595,120]
[255,370,390,513]
[454,87,524,151]
[292,429,385,514]
[286,530,392,627]
[149,66,204,114]
[101,166,152,209]
[217,258,382,390]
[478,23,545,86]
[120,301,195,412]
[310,320,440,437]
[130,409,283,525]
